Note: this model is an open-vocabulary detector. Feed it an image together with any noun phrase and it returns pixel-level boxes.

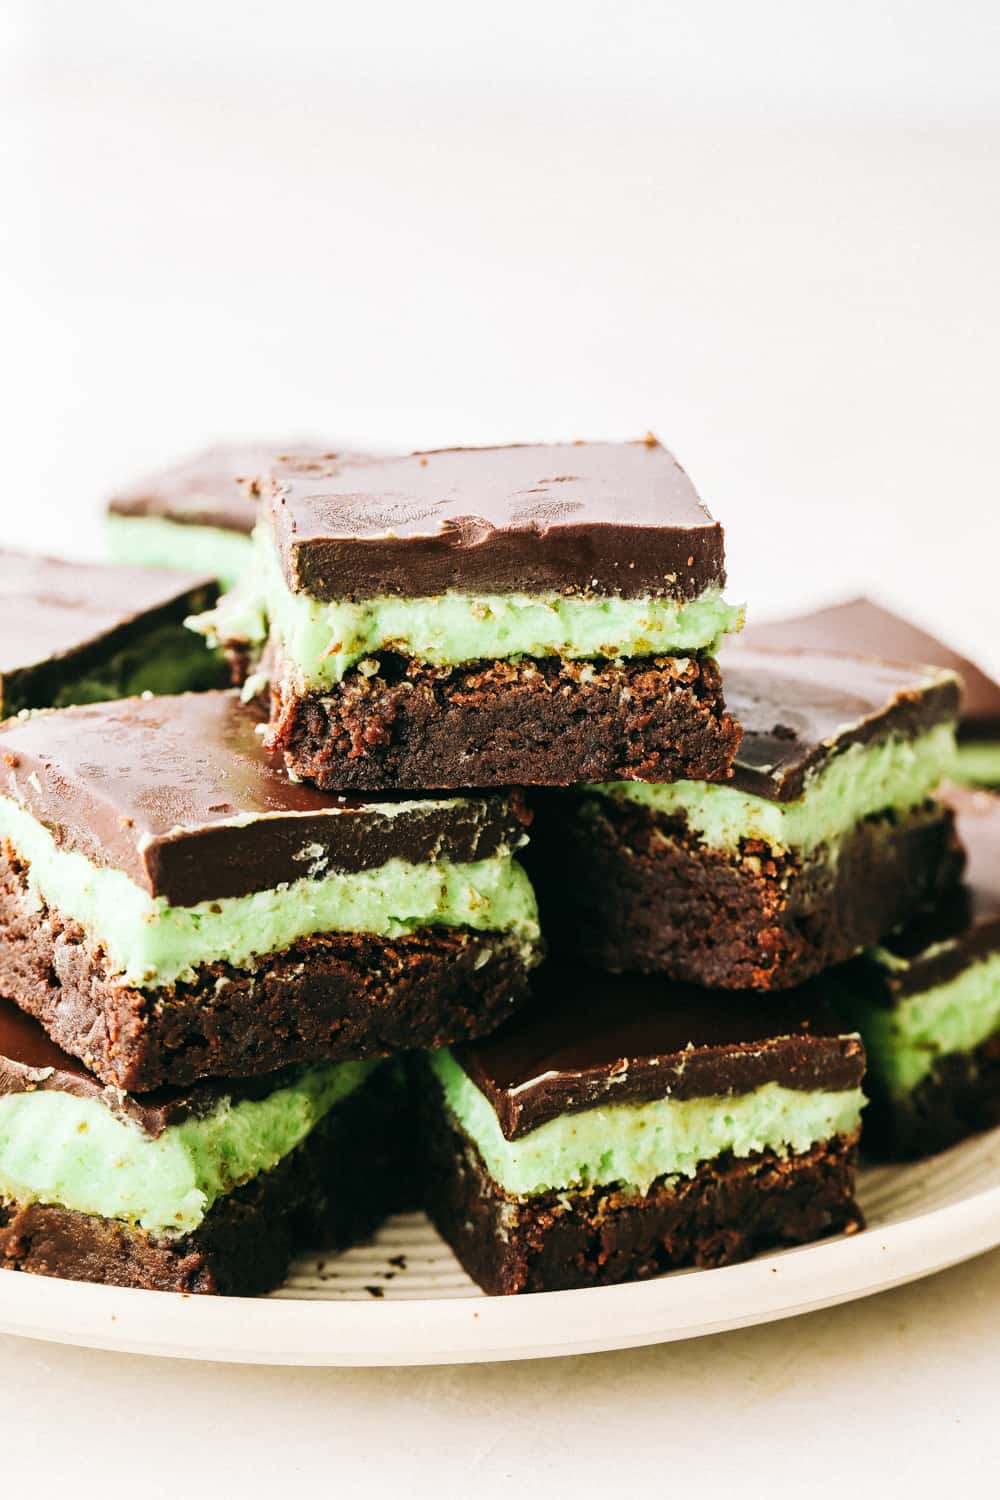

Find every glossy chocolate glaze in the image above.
[0,992,252,1136]
[0,691,529,904]
[267,439,726,602]
[454,966,865,1139]
[0,550,218,716]
[108,441,367,534]
[867,785,1000,999]
[742,597,1000,738]
[722,646,960,801]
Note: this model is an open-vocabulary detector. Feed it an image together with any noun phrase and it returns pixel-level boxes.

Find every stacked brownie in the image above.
[241,441,881,1294]
[0,438,993,1300]
[451,641,967,1292]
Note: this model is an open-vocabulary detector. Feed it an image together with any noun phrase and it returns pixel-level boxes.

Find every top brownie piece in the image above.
[454,966,865,1139]
[266,440,725,601]
[721,646,960,801]
[743,597,1000,736]
[0,550,218,717]
[0,691,526,906]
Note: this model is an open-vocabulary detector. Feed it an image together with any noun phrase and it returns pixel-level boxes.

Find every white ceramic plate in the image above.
[1,1131,998,1366]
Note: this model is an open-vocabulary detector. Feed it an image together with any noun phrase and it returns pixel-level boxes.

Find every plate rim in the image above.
[0,1174,998,1367]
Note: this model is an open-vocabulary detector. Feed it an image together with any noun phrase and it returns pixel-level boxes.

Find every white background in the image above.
[3,3,1000,1492]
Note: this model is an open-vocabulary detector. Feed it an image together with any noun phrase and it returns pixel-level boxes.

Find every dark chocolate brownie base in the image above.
[0,1067,406,1295]
[420,1085,862,1295]
[527,795,963,990]
[0,846,535,1091]
[862,1030,1000,1160]
[266,651,741,790]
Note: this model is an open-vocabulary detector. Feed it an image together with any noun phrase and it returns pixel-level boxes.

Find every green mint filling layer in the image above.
[592,723,956,855]
[839,950,1000,1097]
[0,1059,375,1235]
[242,523,743,689]
[429,1049,864,1197]
[0,796,540,988]
[954,740,1000,788]
[107,514,255,592]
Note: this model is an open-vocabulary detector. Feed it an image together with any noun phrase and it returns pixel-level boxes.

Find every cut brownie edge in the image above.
[0,847,536,1090]
[528,795,964,990]
[419,1077,862,1295]
[0,1067,409,1295]
[267,651,741,790]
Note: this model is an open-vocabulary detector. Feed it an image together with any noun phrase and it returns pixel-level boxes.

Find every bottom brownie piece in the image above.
[0,1008,411,1295]
[423,1104,860,1296]
[415,966,866,1295]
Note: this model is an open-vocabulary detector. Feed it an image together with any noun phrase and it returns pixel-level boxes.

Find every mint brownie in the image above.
[0,550,223,716]
[529,647,963,988]
[743,595,1000,788]
[0,995,404,1294]
[834,785,1000,1158]
[0,691,541,1090]
[251,441,744,789]
[419,967,865,1294]
[107,442,358,591]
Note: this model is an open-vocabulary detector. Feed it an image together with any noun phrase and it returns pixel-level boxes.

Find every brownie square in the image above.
[743,595,1000,787]
[0,995,409,1294]
[418,966,865,1295]
[528,646,964,989]
[252,441,744,789]
[0,691,541,1089]
[0,549,224,715]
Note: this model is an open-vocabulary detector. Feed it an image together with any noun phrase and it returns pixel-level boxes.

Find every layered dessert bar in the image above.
[253,441,744,789]
[835,786,1000,1158]
[0,550,223,716]
[0,691,541,1090]
[419,967,865,1294]
[529,647,963,989]
[744,596,1000,787]
[107,442,353,590]
[0,995,404,1294]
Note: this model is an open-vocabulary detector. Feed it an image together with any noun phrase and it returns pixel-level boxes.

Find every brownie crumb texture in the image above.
[528,796,964,989]
[266,652,741,790]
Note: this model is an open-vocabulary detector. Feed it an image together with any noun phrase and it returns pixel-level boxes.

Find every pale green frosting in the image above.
[211,523,744,690]
[592,723,956,854]
[107,513,254,592]
[843,950,1000,1096]
[0,1059,374,1235]
[430,1049,864,1197]
[0,796,540,988]
[954,740,1000,788]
